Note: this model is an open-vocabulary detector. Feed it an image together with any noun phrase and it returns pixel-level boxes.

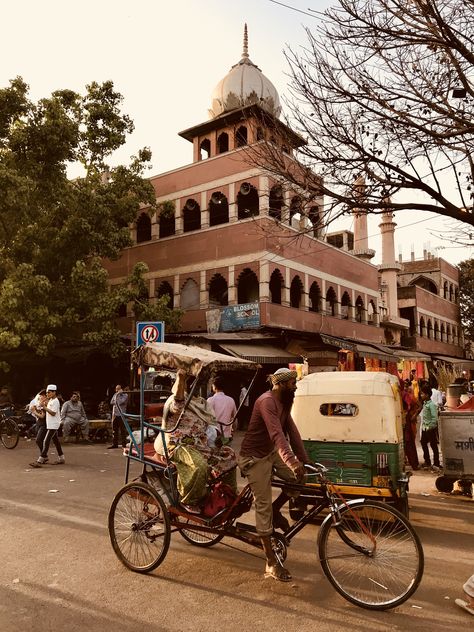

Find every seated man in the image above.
[238,368,308,583]
[155,369,236,511]
[61,392,92,443]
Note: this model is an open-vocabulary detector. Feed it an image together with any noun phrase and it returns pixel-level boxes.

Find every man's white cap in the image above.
[46,384,57,391]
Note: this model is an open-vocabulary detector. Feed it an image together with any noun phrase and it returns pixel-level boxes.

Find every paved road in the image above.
[0,435,472,632]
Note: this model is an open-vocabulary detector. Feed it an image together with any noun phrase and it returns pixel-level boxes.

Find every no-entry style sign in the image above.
[136,321,165,345]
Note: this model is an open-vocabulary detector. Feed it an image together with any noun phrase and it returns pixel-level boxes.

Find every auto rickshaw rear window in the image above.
[319,403,359,416]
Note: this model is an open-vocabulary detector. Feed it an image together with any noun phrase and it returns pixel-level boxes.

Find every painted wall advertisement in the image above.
[206,302,260,333]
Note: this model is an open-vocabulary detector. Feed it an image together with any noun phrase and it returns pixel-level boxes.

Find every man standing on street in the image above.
[207,376,237,440]
[61,391,92,443]
[238,368,308,583]
[108,384,129,449]
[31,384,65,467]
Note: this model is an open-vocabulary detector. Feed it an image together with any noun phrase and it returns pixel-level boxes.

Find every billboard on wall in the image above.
[206,302,260,333]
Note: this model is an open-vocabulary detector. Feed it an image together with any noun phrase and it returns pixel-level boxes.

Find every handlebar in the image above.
[304,462,329,477]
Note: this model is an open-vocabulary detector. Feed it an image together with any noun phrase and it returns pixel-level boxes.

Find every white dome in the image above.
[209,26,281,119]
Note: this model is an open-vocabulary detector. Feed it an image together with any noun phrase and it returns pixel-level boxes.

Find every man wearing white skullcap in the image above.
[30,384,65,467]
[239,367,308,583]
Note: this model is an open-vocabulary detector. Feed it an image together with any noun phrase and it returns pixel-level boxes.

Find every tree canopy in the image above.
[458,258,474,344]
[253,0,474,239]
[0,77,181,369]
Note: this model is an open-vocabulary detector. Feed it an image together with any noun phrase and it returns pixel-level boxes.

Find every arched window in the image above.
[159,211,175,238]
[136,212,151,243]
[181,279,200,310]
[355,296,364,323]
[434,321,440,341]
[237,268,259,303]
[209,274,228,307]
[367,300,376,325]
[454,287,459,303]
[446,324,452,342]
[156,281,174,309]
[341,292,351,320]
[443,281,448,299]
[419,317,425,337]
[309,282,321,313]
[235,126,248,147]
[237,183,259,219]
[217,132,229,154]
[183,199,201,232]
[427,319,433,339]
[269,269,284,304]
[440,323,446,342]
[256,127,264,141]
[449,283,454,302]
[289,196,302,225]
[326,287,337,317]
[269,185,283,221]
[290,276,303,308]
[209,192,229,226]
[200,138,211,160]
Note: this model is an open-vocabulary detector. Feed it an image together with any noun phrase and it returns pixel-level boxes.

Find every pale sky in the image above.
[2,0,472,267]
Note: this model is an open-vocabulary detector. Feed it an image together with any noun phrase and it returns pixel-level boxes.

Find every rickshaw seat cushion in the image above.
[123,443,175,469]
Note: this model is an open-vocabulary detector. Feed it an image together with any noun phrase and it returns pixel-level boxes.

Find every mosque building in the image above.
[104,26,465,377]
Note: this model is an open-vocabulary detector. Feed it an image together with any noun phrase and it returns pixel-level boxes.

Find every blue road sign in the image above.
[136,321,165,345]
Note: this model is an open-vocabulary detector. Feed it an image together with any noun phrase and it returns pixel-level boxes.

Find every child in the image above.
[420,384,440,471]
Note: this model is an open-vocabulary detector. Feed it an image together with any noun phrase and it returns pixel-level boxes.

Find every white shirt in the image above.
[431,389,443,407]
[46,397,61,430]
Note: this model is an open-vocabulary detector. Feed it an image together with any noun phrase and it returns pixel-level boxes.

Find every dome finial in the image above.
[242,23,249,59]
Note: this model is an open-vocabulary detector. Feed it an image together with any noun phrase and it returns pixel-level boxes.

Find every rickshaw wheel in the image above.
[108,482,171,573]
[0,418,20,449]
[435,476,454,493]
[318,500,424,610]
[177,517,225,547]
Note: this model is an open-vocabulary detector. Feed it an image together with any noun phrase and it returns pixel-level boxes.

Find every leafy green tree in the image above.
[458,258,474,344]
[0,78,181,370]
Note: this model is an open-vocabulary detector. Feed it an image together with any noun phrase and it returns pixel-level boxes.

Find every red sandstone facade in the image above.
[105,30,465,368]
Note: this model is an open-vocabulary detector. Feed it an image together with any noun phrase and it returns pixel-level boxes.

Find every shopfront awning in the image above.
[353,343,396,363]
[219,343,302,365]
[319,334,357,351]
[432,355,474,369]
[392,349,431,361]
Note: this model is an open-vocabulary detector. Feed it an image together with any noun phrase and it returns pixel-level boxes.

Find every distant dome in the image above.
[209,25,281,119]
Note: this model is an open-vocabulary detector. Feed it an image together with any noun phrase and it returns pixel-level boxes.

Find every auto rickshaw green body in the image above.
[291,371,409,514]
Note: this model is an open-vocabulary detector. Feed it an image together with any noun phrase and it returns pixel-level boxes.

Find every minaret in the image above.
[351,176,375,260]
[378,203,408,339]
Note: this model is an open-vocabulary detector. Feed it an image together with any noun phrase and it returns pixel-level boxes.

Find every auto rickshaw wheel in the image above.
[435,476,454,493]
[108,482,171,573]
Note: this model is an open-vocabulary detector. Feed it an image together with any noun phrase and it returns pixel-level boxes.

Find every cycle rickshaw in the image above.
[108,342,424,611]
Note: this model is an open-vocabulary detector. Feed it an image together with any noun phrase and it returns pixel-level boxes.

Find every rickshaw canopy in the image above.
[132,342,261,377]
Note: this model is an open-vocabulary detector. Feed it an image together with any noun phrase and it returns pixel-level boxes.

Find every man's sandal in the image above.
[264,562,292,582]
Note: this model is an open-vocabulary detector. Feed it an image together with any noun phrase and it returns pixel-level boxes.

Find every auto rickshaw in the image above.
[290,371,410,516]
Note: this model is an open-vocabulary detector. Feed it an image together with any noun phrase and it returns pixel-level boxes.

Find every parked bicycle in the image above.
[0,407,20,449]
